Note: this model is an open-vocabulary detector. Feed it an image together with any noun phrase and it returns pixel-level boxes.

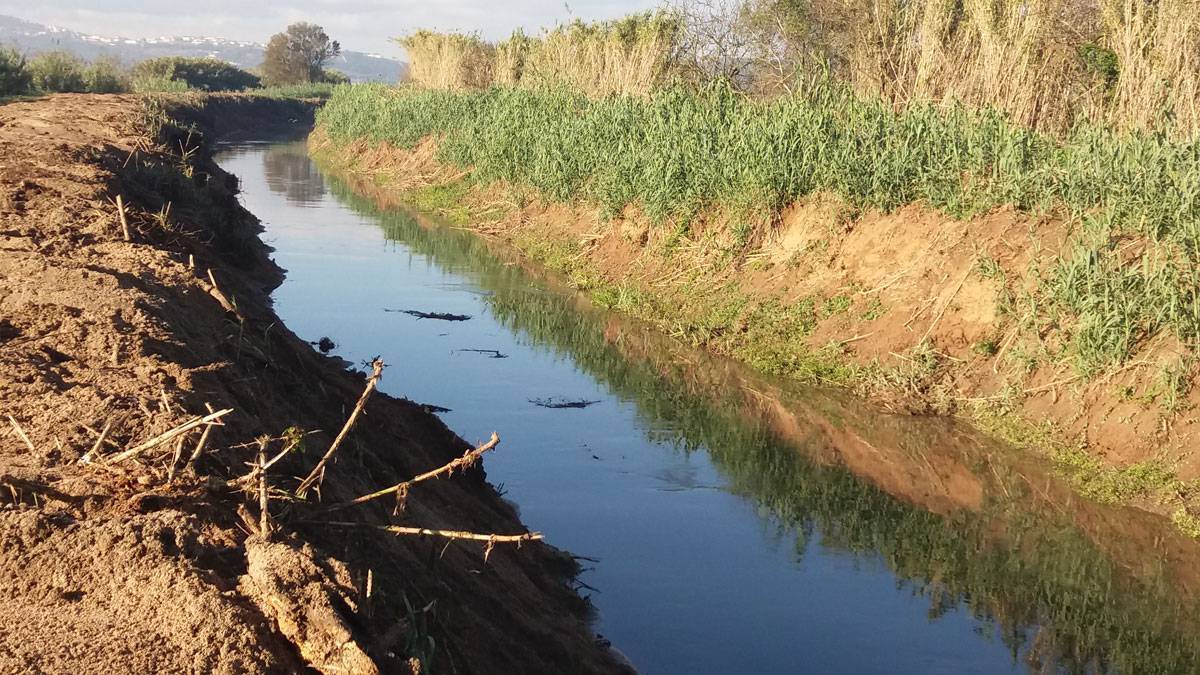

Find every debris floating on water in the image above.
[455,348,508,359]
[385,309,473,321]
[529,398,601,409]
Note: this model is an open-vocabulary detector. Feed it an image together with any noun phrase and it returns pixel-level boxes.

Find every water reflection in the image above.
[314,161,1200,675]
[263,142,326,205]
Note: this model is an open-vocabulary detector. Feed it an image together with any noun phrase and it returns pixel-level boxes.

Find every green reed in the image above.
[317,80,1200,375]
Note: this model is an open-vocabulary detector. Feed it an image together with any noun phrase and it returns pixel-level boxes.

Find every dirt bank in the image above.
[309,131,1200,522]
[0,94,625,673]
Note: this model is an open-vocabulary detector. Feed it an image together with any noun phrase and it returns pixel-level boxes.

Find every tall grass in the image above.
[319,80,1200,373]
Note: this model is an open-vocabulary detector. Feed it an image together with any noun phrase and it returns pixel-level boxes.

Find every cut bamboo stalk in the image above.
[7,416,34,452]
[109,408,232,463]
[325,432,500,513]
[296,360,385,497]
[116,195,131,242]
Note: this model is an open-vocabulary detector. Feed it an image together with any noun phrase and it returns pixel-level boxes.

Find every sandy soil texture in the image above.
[0,94,624,674]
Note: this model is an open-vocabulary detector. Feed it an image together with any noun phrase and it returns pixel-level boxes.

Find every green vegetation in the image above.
[132,56,261,92]
[28,51,86,93]
[318,80,1200,378]
[0,46,31,97]
[82,57,127,93]
[261,22,342,87]
[315,167,1200,672]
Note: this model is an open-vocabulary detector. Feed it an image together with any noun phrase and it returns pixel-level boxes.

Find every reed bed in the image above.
[319,79,1200,374]
[401,13,678,97]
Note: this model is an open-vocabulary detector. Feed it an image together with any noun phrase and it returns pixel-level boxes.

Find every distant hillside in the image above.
[0,14,405,83]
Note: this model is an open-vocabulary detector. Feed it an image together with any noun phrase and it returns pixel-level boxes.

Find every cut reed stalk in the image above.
[324,432,500,513]
[296,359,385,497]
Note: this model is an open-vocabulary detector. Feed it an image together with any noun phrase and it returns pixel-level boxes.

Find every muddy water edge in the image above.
[212,138,1200,674]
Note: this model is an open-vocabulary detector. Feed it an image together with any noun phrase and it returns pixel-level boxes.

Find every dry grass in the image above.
[399,13,678,98]
[398,31,495,91]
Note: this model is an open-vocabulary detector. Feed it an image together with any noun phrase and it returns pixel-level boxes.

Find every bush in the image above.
[0,46,31,97]
[321,69,350,85]
[132,56,260,92]
[29,51,86,93]
[82,57,127,93]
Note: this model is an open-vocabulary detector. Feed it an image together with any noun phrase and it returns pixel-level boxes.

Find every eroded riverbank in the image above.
[248,137,1200,673]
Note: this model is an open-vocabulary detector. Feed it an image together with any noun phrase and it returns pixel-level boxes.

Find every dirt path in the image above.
[0,94,623,673]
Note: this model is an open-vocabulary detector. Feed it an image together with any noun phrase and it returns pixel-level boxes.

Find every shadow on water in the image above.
[311,160,1200,674]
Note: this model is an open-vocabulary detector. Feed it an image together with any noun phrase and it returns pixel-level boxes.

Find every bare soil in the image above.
[0,94,624,674]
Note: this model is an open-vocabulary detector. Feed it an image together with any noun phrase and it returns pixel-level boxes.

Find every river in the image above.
[215,140,1200,675]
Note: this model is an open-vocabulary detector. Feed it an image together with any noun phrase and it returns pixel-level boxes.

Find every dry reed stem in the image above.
[167,432,187,481]
[7,416,34,452]
[322,521,543,544]
[115,194,131,242]
[296,359,385,497]
[109,408,233,463]
[80,420,113,464]
[185,418,213,474]
[325,432,500,513]
[257,440,272,539]
[205,269,237,315]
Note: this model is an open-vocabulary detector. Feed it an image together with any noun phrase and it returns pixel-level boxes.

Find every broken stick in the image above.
[324,432,500,513]
[115,194,131,242]
[7,416,34,452]
[108,408,232,463]
[322,521,542,544]
[296,359,385,497]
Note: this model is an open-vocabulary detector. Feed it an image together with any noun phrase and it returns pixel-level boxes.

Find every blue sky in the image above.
[0,0,658,57]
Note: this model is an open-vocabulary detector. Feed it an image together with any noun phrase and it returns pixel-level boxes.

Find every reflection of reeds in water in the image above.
[319,162,1200,673]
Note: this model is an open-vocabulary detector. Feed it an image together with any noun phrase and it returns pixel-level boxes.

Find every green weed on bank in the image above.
[317,81,1200,379]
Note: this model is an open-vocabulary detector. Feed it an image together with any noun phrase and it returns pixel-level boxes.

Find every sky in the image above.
[0,0,659,57]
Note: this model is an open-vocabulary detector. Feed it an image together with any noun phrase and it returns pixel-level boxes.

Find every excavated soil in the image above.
[0,94,624,674]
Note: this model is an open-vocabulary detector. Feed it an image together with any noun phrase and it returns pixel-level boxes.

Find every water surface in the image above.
[217,141,1200,675]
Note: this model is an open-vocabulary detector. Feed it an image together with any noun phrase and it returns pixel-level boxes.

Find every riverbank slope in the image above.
[309,84,1200,522]
[0,93,624,673]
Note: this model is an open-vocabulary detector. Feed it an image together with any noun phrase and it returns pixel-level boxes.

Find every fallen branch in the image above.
[325,432,500,513]
[296,359,384,497]
[108,408,233,463]
[7,416,34,452]
[322,521,542,544]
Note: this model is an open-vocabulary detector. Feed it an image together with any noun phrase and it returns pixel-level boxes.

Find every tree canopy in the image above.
[262,23,341,86]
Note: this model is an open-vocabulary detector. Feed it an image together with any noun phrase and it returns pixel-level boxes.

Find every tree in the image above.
[262,23,341,86]
[29,51,86,93]
[0,47,31,97]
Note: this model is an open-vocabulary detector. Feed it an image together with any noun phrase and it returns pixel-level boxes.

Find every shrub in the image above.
[0,46,31,97]
[82,57,127,93]
[29,51,86,93]
[132,57,260,92]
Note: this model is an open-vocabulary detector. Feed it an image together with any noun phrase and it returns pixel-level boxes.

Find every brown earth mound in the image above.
[0,94,623,673]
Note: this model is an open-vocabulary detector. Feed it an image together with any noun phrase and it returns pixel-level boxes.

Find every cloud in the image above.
[0,0,659,56]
